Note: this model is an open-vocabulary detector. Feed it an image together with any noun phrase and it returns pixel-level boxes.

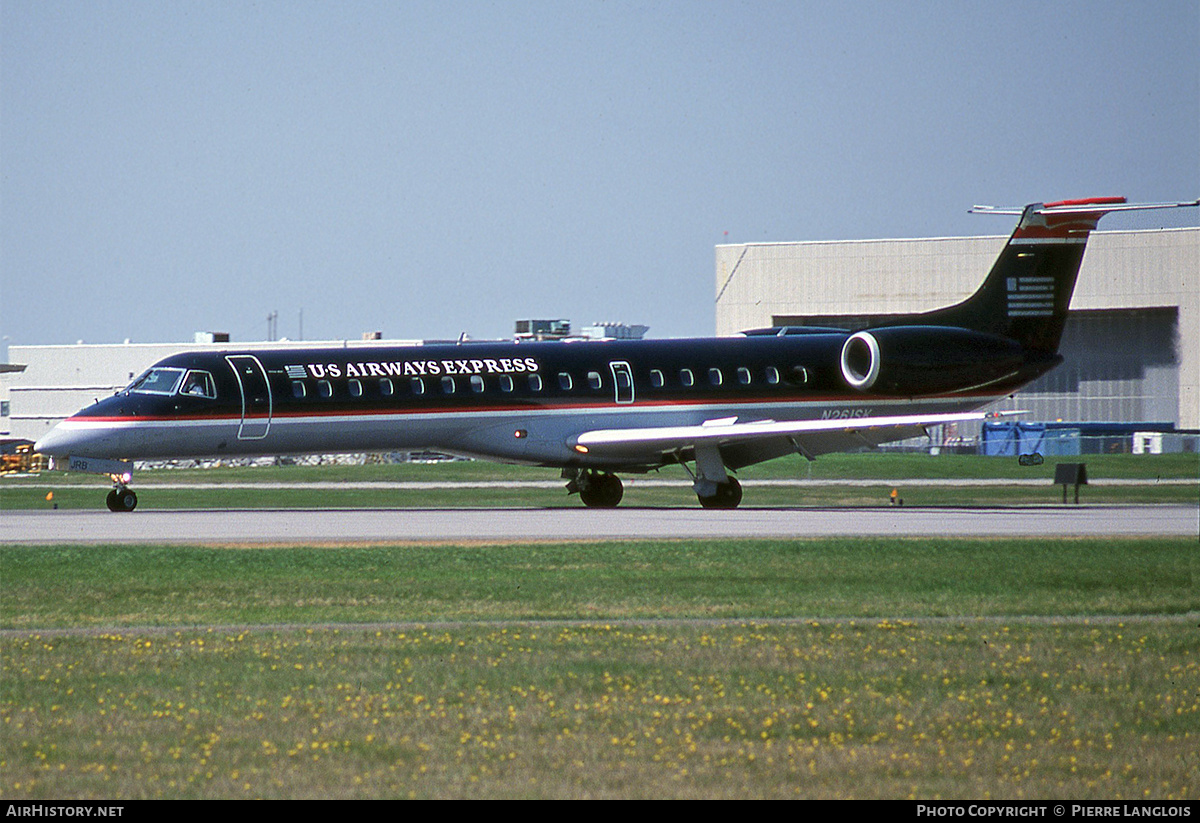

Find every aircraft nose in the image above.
[34,416,126,458]
[34,422,77,457]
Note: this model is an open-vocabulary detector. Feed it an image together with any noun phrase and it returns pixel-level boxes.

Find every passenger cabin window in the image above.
[291,381,306,399]
[411,377,425,395]
[737,367,751,385]
[528,374,543,392]
[380,378,394,397]
[180,370,216,398]
[558,372,573,391]
[441,376,456,394]
[587,371,602,390]
[708,368,723,386]
[650,369,664,388]
[349,379,363,398]
[786,366,810,386]
[766,367,780,385]
[470,374,485,393]
[500,375,514,393]
[318,380,333,398]
[680,369,694,387]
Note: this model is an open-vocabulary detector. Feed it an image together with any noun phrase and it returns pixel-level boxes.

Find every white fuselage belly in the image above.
[46,394,996,467]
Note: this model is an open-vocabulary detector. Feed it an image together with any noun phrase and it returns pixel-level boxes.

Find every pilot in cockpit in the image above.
[180,371,213,397]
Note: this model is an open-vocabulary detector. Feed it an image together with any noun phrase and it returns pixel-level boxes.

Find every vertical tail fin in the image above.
[913,197,1198,355]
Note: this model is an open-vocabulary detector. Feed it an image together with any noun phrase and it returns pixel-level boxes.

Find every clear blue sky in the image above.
[2,0,1197,355]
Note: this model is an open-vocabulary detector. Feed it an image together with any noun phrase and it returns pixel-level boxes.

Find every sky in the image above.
[2,0,1197,356]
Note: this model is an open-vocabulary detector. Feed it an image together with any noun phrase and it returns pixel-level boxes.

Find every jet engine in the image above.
[839,326,1026,395]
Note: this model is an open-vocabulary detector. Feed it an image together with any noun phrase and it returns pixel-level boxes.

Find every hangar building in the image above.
[715,227,1199,440]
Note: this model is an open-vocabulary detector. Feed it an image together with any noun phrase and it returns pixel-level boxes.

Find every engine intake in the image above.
[840,332,880,389]
[840,326,1025,395]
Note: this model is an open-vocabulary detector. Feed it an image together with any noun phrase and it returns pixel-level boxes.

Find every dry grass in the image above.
[3,619,1196,799]
[2,537,1196,799]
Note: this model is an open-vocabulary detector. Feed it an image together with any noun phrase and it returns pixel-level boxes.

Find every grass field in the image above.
[2,451,1197,509]
[8,451,1200,483]
[2,537,1197,799]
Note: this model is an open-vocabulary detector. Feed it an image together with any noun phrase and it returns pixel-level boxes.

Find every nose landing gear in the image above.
[53,458,138,512]
[105,482,138,512]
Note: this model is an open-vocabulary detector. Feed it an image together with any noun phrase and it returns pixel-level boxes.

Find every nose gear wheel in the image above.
[106,487,138,512]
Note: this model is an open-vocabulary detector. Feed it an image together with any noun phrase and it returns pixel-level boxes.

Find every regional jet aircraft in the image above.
[35,197,1198,511]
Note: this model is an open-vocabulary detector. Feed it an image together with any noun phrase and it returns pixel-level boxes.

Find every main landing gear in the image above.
[682,443,743,509]
[565,469,624,508]
[697,476,742,509]
[564,451,745,510]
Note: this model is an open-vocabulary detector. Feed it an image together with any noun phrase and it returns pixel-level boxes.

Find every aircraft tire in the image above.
[109,489,137,513]
[579,472,623,508]
[698,477,742,509]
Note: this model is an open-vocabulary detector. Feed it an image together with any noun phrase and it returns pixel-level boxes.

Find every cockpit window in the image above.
[127,367,185,395]
[180,370,217,398]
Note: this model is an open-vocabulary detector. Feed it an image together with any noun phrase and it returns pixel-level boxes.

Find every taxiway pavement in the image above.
[3,505,1196,544]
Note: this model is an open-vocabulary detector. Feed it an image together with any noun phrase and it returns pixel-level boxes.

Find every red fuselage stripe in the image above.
[71,393,999,424]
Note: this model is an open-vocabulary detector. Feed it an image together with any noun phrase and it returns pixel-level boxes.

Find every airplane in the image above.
[34,196,1198,512]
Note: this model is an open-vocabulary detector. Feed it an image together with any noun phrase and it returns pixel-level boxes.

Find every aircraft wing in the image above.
[573,410,1016,469]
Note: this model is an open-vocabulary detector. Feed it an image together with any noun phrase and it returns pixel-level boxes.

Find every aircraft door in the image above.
[226,355,272,439]
[609,361,634,404]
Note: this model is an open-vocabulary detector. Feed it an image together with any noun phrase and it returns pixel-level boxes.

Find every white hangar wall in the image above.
[715,227,1199,430]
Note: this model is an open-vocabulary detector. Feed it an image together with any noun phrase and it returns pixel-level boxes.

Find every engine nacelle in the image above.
[840,326,1026,395]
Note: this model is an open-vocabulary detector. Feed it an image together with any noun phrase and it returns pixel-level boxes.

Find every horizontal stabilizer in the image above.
[969,198,1199,216]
